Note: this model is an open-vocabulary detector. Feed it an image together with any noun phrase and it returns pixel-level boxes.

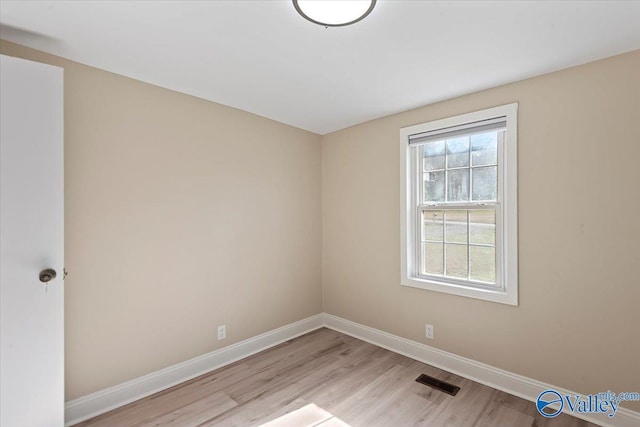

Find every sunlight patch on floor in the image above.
[259,403,351,427]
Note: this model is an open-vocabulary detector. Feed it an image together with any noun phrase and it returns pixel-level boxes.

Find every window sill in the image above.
[401,275,518,306]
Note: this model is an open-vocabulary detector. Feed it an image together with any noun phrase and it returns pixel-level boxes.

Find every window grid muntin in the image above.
[422,133,501,205]
[414,130,503,290]
[418,205,498,287]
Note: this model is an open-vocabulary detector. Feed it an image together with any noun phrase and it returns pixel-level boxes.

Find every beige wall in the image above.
[0,40,323,400]
[323,49,640,412]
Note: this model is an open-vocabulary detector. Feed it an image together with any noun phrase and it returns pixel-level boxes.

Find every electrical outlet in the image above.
[217,325,226,341]
[425,324,434,340]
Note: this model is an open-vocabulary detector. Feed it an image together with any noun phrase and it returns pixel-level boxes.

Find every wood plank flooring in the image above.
[76,328,600,427]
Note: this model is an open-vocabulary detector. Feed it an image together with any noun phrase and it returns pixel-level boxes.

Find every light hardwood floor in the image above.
[76,328,599,427]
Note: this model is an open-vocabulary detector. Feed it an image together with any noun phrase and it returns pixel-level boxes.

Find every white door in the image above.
[1,54,64,427]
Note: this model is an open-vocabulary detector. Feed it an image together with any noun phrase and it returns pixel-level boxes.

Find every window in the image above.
[400,104,518,305]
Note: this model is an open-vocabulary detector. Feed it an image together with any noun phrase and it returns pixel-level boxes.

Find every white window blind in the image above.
[408,117,506,146]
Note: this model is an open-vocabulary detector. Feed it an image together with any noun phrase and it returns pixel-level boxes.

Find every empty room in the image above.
[1,1,639,426]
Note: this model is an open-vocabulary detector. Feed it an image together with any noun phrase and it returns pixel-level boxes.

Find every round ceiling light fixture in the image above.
[293,0,377,27]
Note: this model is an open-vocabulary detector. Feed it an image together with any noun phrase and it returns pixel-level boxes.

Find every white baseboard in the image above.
[66,312,640,427]
[323,313,640,427]
[64,313,324,426]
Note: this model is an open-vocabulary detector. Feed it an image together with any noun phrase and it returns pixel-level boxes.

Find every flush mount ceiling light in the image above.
[293,0,377,27]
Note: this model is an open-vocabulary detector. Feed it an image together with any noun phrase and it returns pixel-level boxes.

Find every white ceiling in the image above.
[1,1,639,135]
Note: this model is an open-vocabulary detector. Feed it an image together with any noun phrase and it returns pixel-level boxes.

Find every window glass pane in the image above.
[445,244,468,279]
[469,210,496,245]
[471,132,498,166]
[422,210,443,242]
[447,169,469,201]
[470,246,496,283]
[446,137,469,168]
[423,243,444,276]
[472,166,497,201]
[445,210,467,244]
[423,140,445,171]
[423,171,444,202]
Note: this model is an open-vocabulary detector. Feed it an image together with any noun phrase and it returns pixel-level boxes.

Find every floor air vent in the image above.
[415,374,460,396]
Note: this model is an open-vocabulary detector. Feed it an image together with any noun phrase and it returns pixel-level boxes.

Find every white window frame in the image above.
[400,103,518,305]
